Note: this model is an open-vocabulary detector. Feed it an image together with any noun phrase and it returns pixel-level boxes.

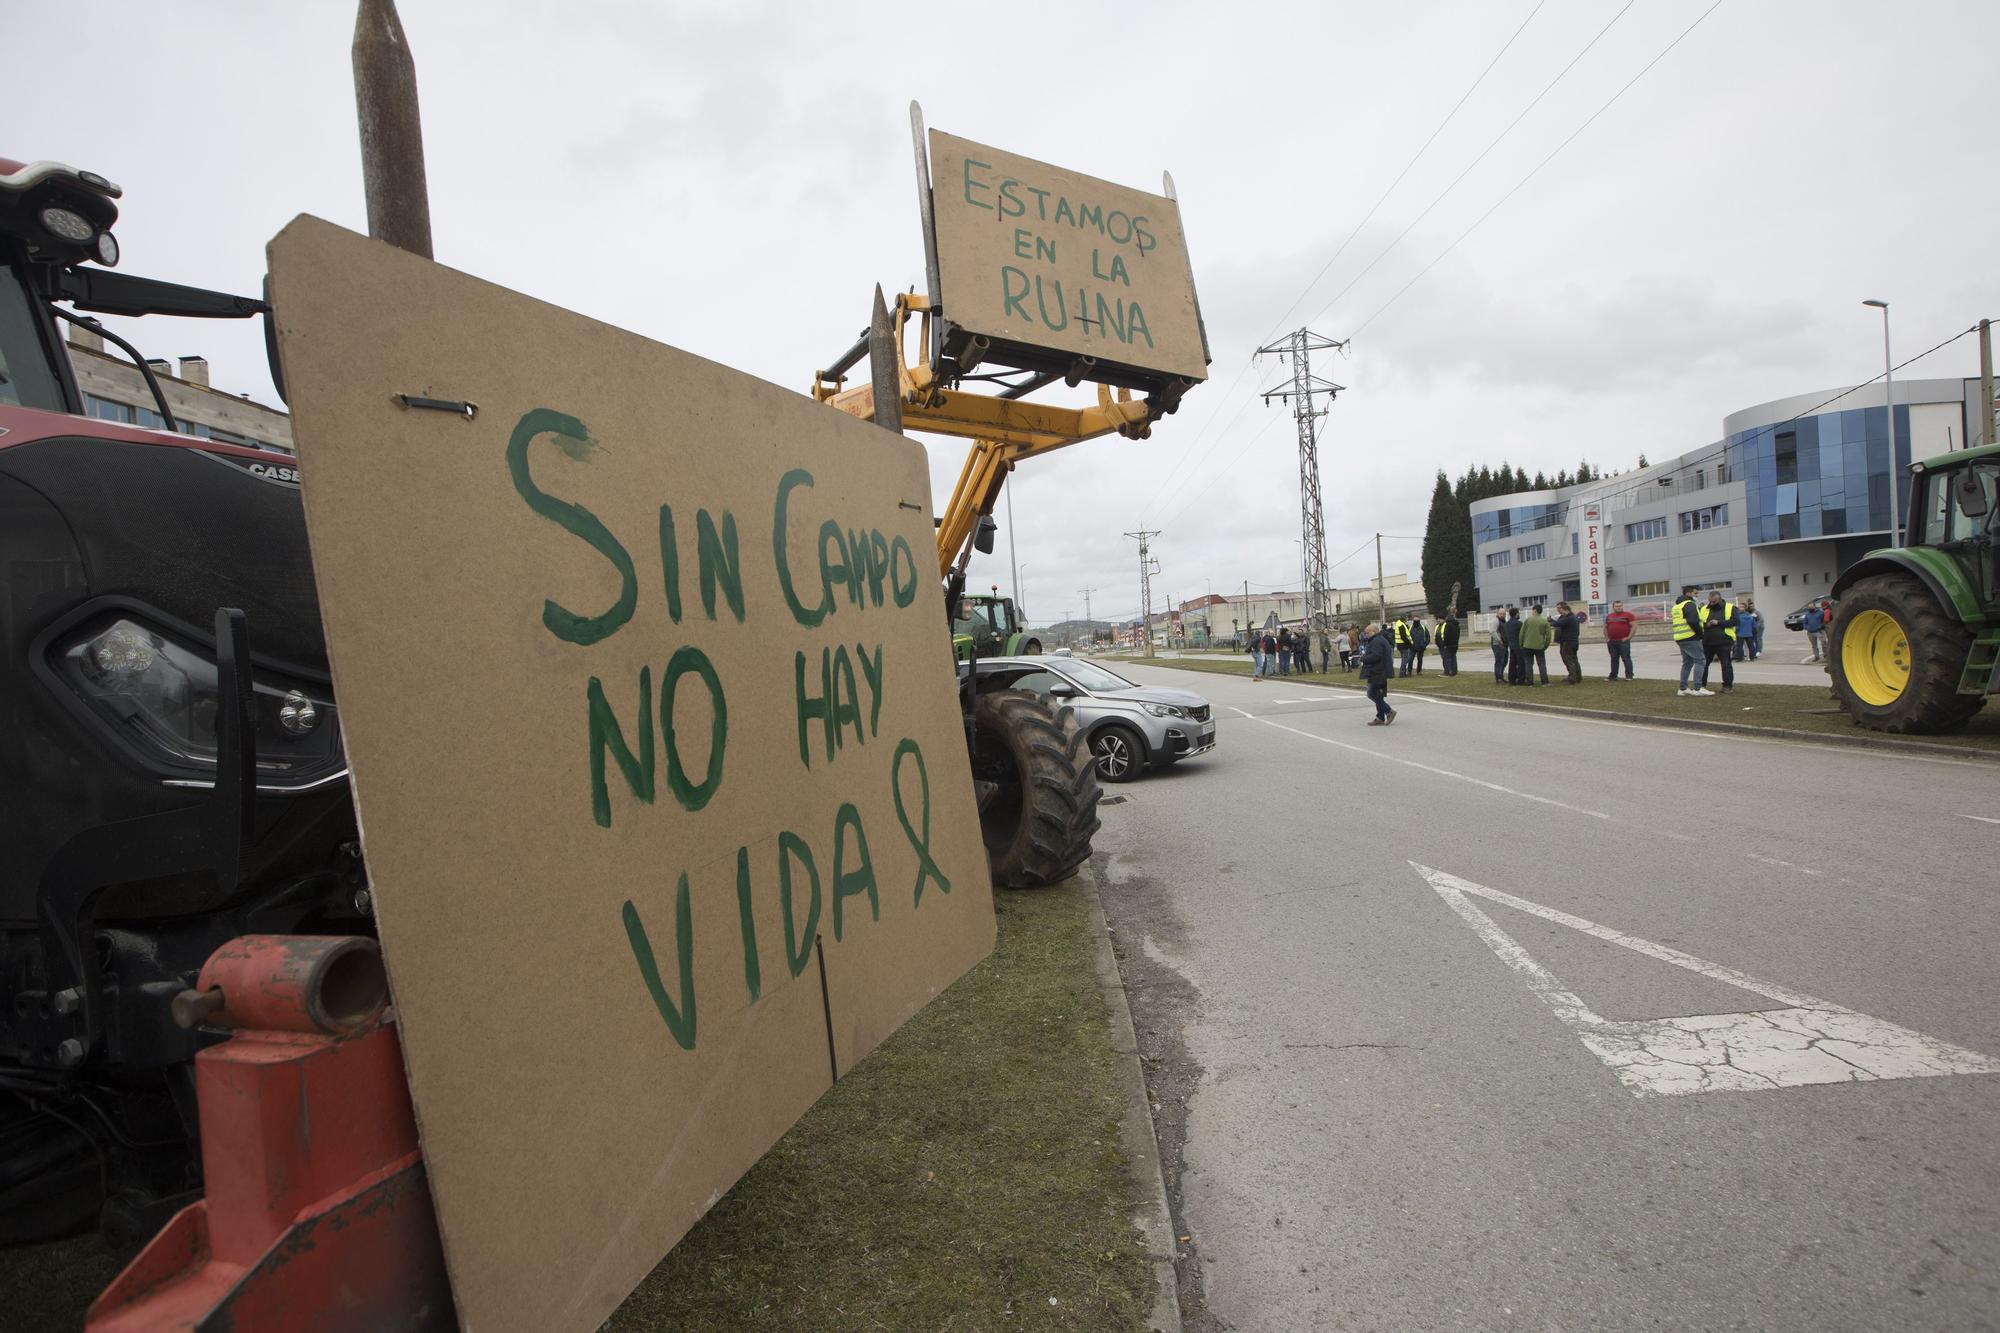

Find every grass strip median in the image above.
[608,878,1154,1331]
[1115,654,2000,753]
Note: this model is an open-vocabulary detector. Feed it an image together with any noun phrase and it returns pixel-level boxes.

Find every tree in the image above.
[1420,470,1476,617]
[1636,453,1649,469]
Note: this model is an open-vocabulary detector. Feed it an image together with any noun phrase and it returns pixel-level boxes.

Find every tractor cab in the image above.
[1830,443,2000,733]
[952,590,1042,662]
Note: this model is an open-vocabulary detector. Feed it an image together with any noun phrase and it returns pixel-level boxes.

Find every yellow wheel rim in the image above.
[1842,609,1910,707]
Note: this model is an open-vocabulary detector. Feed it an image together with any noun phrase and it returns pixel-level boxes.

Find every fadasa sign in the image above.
[1583,502,1604,607]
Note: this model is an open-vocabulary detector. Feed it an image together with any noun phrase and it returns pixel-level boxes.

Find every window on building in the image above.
[1678,504,1729,533]
[1628,580,1671,597]
[1762,575,1769,586]
[1780,575,1788,586]
[1520,594,1548,608]
[1624,517,1668,543]
[1571,532,1579,555]
[84,394,136,424]
[1775,430,1798,485]
[1694,468,1707,490]
[1486,550,1512,569]
[1716,460,1734,483]
[1517,543,1546,563]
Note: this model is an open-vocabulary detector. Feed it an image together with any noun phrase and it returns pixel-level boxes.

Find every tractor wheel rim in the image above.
[1843,608,1910,707]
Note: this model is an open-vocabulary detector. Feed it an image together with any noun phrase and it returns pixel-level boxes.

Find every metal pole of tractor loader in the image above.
[354,0,434,259]
[1979,318,1995,449]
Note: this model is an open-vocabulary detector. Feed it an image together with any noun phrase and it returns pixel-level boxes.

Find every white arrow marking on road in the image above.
[1957,814,2000,826]
[1413,863,2000,1097]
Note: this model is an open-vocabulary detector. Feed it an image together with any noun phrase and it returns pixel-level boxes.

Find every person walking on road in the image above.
[1699,590,1738,693]
[1552,601,1583,684]
[1602,599,1637,680]
[1803,601,1829,662]
[1490,614,1509,682]
[1503,606,1526,684]
[1518,605,1553,685]
[1672,587,1709,695]
[1438,612,1460,676]
[1361,621,1395,725]
[1411,615,1431,674]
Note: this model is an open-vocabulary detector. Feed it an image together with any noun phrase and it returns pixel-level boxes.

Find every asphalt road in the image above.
[1090,660,2000,1332]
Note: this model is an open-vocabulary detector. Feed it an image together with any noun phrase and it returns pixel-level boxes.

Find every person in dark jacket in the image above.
[1276,628,1293,676]
[1411,616,1431,674]
[1438,614,1460,676]
[1699,591,1738,693]
[1551,602,1583,685]
[1501,606,1525,684]
[1360,621,1395,724]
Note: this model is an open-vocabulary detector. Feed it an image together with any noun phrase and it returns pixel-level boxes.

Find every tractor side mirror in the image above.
[1951,469,1990,519]
[974,514,998,554]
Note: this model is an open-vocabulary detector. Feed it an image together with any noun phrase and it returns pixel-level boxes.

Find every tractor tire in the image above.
[1829,572,1986,735]
[1022,638,1043,656]
[969,689,1102,888]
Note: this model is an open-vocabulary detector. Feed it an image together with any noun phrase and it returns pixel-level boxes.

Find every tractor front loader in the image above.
[806,105,1209,889]
[1830,443,2000,733]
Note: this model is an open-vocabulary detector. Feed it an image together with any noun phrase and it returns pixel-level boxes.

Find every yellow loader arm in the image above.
[813,292,1160,579]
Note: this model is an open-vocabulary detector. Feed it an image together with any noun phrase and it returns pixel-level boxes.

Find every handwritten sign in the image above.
[928,129,1207,383]
[268,217,995,1333]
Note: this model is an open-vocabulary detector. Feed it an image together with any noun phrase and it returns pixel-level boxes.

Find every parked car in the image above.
[1783,597,1838,631]
[966,656,1216,781]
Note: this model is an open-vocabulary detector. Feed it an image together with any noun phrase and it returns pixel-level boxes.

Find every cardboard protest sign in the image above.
[927,128,1207,384]
[267,216,996,1333]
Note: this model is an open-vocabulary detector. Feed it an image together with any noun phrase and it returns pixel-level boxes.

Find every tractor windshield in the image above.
[0,263,66,412]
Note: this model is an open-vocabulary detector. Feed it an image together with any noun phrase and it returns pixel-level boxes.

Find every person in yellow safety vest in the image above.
[1697,589,1739,694]
[1671,587,1707,696]
[1393,617,1414,677]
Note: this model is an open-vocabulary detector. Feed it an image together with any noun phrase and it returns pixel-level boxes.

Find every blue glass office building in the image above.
[1470,378,1991,615]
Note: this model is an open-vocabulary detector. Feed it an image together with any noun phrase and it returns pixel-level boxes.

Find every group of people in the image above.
[1248,614,1467,683]
[1669,587,1765,695]
[1247,626,1332,680]
[1487,602,1587,685]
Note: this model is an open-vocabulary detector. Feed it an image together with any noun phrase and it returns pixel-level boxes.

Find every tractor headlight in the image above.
[1141,702,1187,719]
[95,231,119,267]
[50,616,344,788]
[38,205,95,244]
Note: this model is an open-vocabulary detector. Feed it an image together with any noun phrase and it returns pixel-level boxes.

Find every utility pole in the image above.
[1979,318,1995,448]
[1258,329,1346,641]
[1242,579,1251,648]
[1076,586,1096,646]
[1124,530,1161,659]
[1375,532,1387,625]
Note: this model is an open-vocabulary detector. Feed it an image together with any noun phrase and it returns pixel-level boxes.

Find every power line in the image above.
[1303,0,1641,332]
[1257,0,1548,345]
[1351,0,1728,338]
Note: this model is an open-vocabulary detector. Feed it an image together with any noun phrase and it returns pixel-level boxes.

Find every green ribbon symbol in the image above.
[893,738,950,907]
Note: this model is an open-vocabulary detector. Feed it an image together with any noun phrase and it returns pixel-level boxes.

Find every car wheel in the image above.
[1090,724,1145,783]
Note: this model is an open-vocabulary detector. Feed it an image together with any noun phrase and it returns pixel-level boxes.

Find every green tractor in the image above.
[1829,443,2000,733]
[952,590,1043,662]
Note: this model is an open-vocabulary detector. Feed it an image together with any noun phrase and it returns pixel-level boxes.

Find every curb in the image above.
[1079,865,1183,1333]
[1127,659,2000,765]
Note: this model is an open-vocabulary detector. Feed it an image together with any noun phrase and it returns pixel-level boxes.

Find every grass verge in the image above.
[607,879,1153,1331]
[1120,654,2000,752]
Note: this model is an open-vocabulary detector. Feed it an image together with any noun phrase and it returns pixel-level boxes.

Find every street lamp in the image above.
[1863,299,1899,547]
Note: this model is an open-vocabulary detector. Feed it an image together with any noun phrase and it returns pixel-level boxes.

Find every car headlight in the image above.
[1141,702,1187,719]
[50,616,344,787]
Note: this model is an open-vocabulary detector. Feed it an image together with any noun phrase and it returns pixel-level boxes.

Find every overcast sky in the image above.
[9,0,1996,626]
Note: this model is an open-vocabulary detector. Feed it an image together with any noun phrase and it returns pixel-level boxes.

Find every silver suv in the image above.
[969,656,1216,782]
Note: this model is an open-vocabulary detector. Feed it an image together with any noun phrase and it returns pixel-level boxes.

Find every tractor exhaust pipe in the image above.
[353,0,434,259]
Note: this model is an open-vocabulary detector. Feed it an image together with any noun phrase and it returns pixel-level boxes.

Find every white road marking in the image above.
[1958,814,2000,825]
[1253,717,1610,819]
[1413,863,2000,1096]
[1744,852,1822,876]
[1225,705,1255,719]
